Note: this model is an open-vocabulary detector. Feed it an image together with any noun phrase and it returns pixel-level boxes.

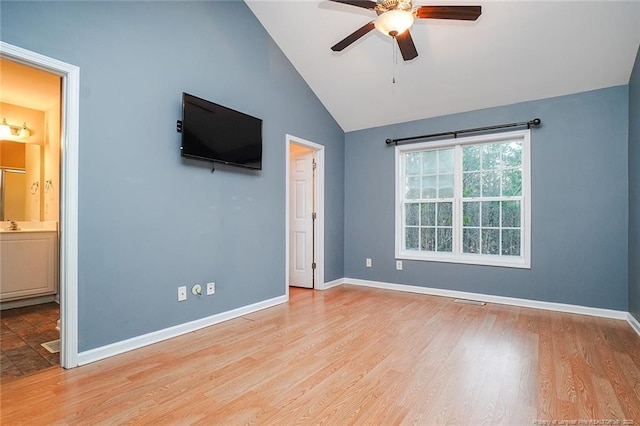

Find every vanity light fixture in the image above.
[0,119,11,138]
[0,118,31,140]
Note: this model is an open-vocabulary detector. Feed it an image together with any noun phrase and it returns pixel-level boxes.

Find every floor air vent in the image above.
[454,298,486,306]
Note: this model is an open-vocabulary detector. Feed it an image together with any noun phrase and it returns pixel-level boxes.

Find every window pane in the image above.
[463,202,479,227]
[481,201,500,227]
[438,149,454,173]
[482,143,500,170]
[405,203,419,226]
[406,176,420,199]
[501,201,521,228]
[421,227,435,251]
[481,229,500,254]
[481,171,500,197]
[422,176,437,199]
[420,203,436,226]
[422,151,437,175]
[502,169,522,196]
[502,142,522,168]
[438,174,454,198]
[406,152,421,175]
[501,229,521,256]
[463,172,480,198]
[437,202,453,226]
[405,227,419,250]
[463,145,481,171]
[463,228,480,253]
[437,228,453,252]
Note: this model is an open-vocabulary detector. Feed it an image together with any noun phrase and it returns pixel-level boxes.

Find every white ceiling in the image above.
[246,1,640,132]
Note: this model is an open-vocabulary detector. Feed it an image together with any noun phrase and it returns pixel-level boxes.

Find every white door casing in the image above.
[289,149,314,288]
[0,42,80,368]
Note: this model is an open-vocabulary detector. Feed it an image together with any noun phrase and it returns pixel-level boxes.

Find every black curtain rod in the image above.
[385,118,541,146]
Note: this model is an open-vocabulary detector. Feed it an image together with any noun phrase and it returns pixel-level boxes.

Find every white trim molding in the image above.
[78,295,288,366]
[319,278,345,290]
[345,278,630,321]
[628,313,640,337]
[0,42,80,369]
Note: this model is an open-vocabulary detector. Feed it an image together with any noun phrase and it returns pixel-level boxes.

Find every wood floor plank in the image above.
[1,285,639,425]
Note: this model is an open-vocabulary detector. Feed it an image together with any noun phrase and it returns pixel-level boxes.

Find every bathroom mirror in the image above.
[0,140,44,222]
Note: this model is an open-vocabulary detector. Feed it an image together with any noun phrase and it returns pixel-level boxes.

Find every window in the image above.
[395,130,531,268]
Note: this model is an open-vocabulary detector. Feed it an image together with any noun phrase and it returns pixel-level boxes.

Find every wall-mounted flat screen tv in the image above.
[179,93,262,170]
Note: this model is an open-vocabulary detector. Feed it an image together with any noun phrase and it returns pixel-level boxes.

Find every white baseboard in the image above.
[319,278,345,290]
[345,278,630,321]
[77,295,288,366]
[628,313,640,337]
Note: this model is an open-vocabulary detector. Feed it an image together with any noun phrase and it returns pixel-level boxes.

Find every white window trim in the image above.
[395,129,531,269]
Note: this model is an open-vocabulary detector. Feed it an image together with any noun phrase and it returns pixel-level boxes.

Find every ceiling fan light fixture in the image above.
[374,9,414,37]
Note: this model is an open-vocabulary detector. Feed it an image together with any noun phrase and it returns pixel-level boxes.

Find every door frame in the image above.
[285,135,324,297]
[1,41,80,368]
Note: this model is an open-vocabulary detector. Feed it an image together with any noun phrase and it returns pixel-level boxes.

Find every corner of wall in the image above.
[629,43,640,320]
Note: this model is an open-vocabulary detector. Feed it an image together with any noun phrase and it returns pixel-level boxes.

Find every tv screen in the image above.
[180,93,262,170]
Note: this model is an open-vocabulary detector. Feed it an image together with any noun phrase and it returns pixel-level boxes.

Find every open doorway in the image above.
[1,42,80,369]
[285,135,324,295]
[0,58,62,380]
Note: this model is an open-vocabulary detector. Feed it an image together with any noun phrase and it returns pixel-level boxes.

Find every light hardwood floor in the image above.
[1,285,639,425]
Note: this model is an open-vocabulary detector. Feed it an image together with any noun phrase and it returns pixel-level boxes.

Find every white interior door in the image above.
[289,150,314,288]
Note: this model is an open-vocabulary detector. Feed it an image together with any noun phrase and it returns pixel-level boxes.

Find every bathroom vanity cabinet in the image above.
[0,230,58,302]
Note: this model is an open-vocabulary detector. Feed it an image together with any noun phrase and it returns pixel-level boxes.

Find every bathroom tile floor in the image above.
[1,302,60,382]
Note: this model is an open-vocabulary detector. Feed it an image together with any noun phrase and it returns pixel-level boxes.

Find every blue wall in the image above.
[345,87,629,310]
[1,1,344,351]
[630,46,640,321]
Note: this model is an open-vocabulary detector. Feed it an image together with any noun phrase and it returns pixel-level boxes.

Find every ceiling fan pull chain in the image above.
[392,37,397,84]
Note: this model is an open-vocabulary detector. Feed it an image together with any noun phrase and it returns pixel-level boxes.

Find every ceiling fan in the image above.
[330,0,481,61]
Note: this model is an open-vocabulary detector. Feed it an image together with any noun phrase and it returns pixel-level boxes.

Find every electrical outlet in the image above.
[178,286,187,302]
[396,260,403,270]
[206,282,215,295]
[366,258,372,267]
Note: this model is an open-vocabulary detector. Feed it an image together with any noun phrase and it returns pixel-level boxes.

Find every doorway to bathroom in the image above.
[1,42,80,371]
[0,57,63,380]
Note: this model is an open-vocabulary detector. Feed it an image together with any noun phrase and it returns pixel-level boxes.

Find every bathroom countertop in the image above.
[0,228,58,233]
[0,221,58,233]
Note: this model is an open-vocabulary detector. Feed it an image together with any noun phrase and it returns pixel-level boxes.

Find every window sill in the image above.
[396,251,531,269]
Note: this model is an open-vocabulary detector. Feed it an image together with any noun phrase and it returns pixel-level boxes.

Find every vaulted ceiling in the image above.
[246,1,640,132]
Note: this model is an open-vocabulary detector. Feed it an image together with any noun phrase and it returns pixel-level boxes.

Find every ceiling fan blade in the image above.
[415,6,482,21]
[328,0,377,10]
[396,30,418,61]
[331,21,376,52]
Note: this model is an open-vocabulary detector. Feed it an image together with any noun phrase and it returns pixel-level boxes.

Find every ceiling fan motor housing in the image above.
[375,0,413,15]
